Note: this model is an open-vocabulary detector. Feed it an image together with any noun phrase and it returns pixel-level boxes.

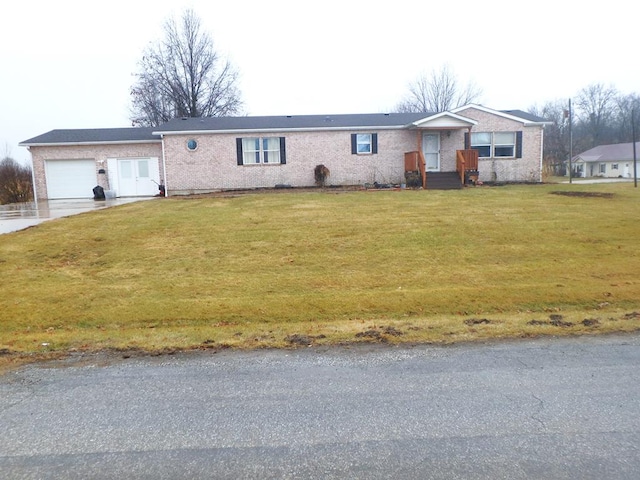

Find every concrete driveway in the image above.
[561,177,636,184]
[0,197,153,235]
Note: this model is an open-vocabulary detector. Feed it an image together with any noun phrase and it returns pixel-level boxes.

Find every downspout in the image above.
[27,147,38,209]
[161,134,168,197]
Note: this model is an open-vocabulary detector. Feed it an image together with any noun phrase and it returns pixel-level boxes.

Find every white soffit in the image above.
[412,112,477,129]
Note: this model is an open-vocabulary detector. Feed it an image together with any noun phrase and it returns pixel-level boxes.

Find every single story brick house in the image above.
[20,104,551,200]
[571,141,640,178]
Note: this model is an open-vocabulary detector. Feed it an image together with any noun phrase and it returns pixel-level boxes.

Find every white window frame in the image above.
[493,132,516,158]
[470,133,492,158]
[471,132,516,158]
[262,137,281,164]
[599,163,606,174]
[356,133,372,154]
[241,137,281,165]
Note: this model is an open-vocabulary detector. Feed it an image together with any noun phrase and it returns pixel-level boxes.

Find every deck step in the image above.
[426,172,462,190]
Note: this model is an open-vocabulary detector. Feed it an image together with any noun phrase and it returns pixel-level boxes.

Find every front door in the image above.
[422,133,440,171]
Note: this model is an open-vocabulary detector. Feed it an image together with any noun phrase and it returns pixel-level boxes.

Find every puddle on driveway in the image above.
[0,198,153,234]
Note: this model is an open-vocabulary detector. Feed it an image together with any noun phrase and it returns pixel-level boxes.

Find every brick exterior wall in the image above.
[457,107,544,183]
[29,143,163,199]
[29,108,545,198]
[163,129,419,194]
[163,112,544,194]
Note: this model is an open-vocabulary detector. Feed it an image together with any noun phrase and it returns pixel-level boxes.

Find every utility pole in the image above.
[567,99,573,183]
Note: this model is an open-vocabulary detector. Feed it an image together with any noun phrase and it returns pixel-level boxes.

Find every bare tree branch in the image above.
[395,65,483,113]
[130,9,243,127]
[574,83,617,147]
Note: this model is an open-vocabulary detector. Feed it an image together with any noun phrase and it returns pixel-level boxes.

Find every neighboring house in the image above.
[571,142,640,178]
[20,104,550,200]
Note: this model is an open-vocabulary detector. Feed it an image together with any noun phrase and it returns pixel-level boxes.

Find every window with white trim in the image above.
[470,133,491,158]
[236,137,286,165]
[357,134,372,154]
[350,133,378,155]
[493,132,516,157]
[470,131,520,158]
[599,163,606,174]
[612,163,619,170]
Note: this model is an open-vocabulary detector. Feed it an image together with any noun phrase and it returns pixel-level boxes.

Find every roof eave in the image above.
[525,121,554,126]
[408,111,478,128]
[153,124,410,136]
[19,139,162,147]
[453,104,550,125]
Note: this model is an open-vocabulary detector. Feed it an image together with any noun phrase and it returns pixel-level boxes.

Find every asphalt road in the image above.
[1,334,639,479]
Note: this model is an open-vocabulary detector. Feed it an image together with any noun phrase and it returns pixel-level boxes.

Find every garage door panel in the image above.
[45,160,96,199]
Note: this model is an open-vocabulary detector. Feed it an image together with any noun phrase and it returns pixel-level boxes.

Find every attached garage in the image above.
[45,159,96,199]
[20,127,162,200]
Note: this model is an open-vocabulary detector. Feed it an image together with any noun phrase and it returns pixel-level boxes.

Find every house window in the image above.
[469,131,521,158]
[236,137,286,165]
[242,137,261,164]
[262,137,281,164]
[599,164,606,174]
[351,133,378,155]
[493,132,516,157]
[612,164,619,170]
[470,133,491,158]
[357,134,372,154]
[186,139,198,151]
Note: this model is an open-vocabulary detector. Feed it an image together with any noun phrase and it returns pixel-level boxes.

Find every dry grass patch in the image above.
[1,183,639,368]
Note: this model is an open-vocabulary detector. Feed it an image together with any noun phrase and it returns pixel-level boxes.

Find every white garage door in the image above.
[45,160,97,199]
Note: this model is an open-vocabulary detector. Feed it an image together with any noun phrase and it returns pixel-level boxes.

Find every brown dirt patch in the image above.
[551,191,614,198]
[464,318,492,326]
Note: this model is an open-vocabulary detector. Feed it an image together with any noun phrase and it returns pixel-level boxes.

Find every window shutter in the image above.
[372,133,378,154]
[464,132,470,150]
[279,137,286,164]
[351,134,357,154]
[515,131,523,158]
[236,138,243,165]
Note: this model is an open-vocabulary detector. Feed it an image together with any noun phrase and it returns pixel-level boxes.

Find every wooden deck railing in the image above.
[404,151,426,188]
[456,149,479,184]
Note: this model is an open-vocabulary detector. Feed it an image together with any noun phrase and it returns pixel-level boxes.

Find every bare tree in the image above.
[396,65,482,113]
[574,83,618,149]
[0,156,33,204]
[528,100,571,176]
[130,9,243,127]
[613,93,640,143]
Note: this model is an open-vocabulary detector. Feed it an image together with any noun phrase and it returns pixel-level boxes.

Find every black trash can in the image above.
[93,185,106,201]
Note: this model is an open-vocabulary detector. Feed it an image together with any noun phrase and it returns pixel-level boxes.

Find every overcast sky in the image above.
[1,0,636,164]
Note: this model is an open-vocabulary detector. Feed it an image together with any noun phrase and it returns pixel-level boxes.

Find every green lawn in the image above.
[1,183,639,363]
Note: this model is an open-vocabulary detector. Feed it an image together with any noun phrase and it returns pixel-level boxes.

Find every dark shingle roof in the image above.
[154,112,432,134]
[20,127,160,146]
[500,110,550,123]
[20,108,549,145]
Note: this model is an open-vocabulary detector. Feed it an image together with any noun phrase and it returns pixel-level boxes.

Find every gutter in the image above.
[152,125,410,136]
[26,146,38,207]
[18,140,162,148]
[160,134,168,197]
